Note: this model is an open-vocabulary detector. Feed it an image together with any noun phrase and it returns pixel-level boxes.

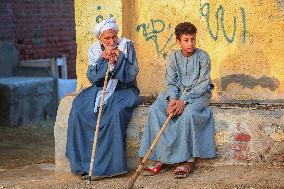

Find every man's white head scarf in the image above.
[90,17,131,113]
[93,17,119,39]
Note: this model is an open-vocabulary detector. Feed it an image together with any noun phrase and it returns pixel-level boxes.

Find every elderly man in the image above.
[66,17,139,179]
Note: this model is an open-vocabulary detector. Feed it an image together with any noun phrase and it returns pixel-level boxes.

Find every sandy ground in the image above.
[0,121,54,170]
[0,122,284,189]
[1,163,284,189]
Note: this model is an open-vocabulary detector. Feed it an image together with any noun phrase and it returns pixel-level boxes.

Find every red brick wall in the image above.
[0,0,76,78]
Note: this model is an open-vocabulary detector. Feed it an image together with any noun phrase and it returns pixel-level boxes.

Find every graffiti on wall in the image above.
[137,2,247,57]
[136,19,177,59]
[95,5,113,23]
[200,2,247,44]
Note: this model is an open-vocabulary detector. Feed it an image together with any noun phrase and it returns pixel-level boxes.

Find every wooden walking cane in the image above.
[87,63,110,184]
[128,113,174,189]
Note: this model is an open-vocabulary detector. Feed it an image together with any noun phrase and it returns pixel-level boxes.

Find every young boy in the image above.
[138,22,216,178]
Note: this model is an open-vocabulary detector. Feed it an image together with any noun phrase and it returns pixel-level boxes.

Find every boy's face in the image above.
[177,33,196,55]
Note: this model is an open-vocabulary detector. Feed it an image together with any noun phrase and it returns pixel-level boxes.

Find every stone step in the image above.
[54,96,284,173]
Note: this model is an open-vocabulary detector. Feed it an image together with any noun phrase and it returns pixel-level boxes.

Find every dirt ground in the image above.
[0,122,284,189]
[0,121,54,170]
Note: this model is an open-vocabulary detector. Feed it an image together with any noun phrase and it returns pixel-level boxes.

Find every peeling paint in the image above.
[272,128,284,142]
[215,130,229,144]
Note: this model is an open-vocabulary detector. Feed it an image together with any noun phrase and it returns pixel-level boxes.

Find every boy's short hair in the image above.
[174,22,197,40]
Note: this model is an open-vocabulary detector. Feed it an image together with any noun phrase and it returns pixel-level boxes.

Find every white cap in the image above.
[93,17,119,39]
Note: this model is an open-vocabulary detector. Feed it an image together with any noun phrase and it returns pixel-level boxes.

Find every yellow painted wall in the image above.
[75,0,284,102]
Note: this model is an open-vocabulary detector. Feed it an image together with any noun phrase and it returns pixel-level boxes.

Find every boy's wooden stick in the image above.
[87,63,110,184]
[128,113,174,189]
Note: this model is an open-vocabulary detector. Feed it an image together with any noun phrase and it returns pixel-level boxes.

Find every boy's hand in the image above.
[167,99,186,116]
[167,101,176,116]
[173,100,186,116]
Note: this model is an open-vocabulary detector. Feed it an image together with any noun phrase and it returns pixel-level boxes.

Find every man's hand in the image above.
[101,47,120,65]
[112,48,120,57]
[101,50,109,59]
[108,53,117,65]
[167,99,186,116]
[101,48,112,59]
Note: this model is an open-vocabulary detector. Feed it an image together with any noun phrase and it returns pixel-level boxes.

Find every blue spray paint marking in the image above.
[137,3,247,58]
[96,15,104,23]
[200,2,247,44]
[218,5,237,43]
[137,19,176,58]
[200,3,218,41]
[240,7,247,43]
[95,4,114,23]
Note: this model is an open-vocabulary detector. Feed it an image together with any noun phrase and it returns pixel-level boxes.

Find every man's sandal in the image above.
[174,165,193,179]
[143,162,168,176]
[75,171,87,177]
[81,175,106,181]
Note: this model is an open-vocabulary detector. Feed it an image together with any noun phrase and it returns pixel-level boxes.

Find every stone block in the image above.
[54,97,284,173]
[0,77,57,126]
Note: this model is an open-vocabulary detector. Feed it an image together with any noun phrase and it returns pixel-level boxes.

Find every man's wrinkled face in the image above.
[177,33,196,55]
[99,29,118,48]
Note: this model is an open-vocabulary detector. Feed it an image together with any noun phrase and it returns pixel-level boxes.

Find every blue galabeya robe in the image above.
[66,41,139,177]
[139,49,216,164]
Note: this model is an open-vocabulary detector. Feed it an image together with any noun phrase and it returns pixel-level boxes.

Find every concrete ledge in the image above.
[54,96,284,173]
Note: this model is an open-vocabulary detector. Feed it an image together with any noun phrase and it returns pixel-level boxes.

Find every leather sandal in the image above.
[143,162,168,176]
[174,165,193,179]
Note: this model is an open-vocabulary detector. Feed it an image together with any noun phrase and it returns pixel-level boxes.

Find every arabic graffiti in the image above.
[95,5,113,23]
[200,2,247,44]
[136,19,176,59]
[136,4,247,57]
[240,7,247,44]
